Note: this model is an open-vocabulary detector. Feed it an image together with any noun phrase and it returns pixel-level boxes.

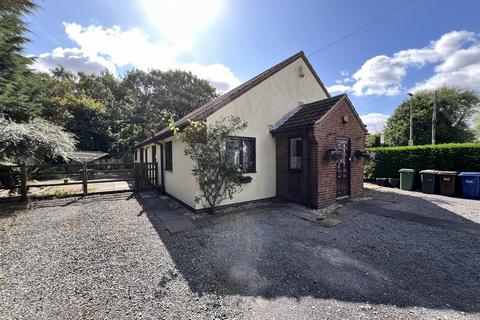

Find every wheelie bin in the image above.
[399,169,416,191]
[458,172,480,199]
[419,170,438,194]
[437,171,457,196]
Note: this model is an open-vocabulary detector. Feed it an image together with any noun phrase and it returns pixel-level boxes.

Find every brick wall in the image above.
[313,98,366,207]
[275,97,366,208]
[276,129,313,205]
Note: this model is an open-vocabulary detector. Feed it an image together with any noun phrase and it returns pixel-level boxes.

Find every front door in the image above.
[336,138,350,198]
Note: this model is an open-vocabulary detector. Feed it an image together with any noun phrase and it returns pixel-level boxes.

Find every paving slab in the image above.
[152,209,185,222]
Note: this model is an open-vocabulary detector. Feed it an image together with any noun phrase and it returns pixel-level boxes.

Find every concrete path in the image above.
[137,192,195,234]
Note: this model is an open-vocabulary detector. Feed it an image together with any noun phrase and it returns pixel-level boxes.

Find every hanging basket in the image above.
[354,149,375,161]
[327,148,342,161]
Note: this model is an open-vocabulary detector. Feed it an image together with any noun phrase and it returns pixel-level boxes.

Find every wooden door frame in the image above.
[158,143,165,193]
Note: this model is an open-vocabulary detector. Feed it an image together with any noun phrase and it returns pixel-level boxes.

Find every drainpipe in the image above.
[305,127,311,207]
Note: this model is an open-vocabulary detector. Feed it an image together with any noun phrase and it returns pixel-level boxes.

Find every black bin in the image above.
[376,177,388,187]
[419,170,438,194]
[437,171,457,196]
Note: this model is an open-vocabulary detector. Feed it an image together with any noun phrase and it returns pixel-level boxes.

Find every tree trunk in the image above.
[208,204,216,215]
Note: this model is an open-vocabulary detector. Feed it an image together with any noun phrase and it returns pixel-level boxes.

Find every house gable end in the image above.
[315,95,368,133]
[134,51,330,148]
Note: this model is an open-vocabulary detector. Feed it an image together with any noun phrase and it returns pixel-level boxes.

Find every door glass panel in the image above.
[289,137,302,170]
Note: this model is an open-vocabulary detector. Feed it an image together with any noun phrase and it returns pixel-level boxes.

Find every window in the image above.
[140,148,144,162]
[228,137,256,173]
[289,137,303,170]
[165,141,173,170]
[134,150,137,162]
[145,147,148,163]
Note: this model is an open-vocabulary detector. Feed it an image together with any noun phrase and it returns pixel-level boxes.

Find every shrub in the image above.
[0,116,76,163]
[366,143,480,179]
[169,116,247,214]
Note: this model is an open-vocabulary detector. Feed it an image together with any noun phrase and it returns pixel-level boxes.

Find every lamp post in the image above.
[407,93,414,146]
[432,90,437,145]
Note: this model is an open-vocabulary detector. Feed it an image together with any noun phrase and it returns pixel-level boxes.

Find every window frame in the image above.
[288,136,303,171]
[165,141,173,171]
[228,136,256,173]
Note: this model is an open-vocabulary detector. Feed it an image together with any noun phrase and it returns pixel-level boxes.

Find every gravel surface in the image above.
[364,183,480,224]
[1,191,480,319]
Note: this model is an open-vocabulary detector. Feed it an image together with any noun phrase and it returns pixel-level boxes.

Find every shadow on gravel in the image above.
[135,191,480,314]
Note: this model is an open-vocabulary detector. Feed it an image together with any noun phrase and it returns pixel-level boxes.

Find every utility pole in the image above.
[432,90,437,145]
[407,93,414,146]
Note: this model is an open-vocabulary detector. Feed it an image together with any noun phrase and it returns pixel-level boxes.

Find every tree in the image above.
[365,133,381,147]
[0,1,78,164]
[0,0,36,16]
[78,71,135,158]
[0,8,43,122]
[122,69,217,142]
[0,116,76,163]
[170,116,247,214]
[27,68,110,152]
[0,0,220,160]
[384,87,479,146]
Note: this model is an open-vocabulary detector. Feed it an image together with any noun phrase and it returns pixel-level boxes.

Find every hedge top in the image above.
[369,142,480,152]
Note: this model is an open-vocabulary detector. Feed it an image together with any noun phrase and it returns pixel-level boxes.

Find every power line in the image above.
[308,0,418,57]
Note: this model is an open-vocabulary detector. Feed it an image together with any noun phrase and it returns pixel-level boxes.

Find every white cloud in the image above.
[327,84,352,94]
[330,30,480,97]
[184,63,240,93]
[31,0,241,92]
[351,55,405,96]
[412,44,480,92]
[32,47,116,74]
[340,70,349,77]
[360,113,390,133]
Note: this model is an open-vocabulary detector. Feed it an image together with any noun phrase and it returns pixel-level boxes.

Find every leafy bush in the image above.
[170,116,247,214]
[0,116,76,163]
[366,143,480,179]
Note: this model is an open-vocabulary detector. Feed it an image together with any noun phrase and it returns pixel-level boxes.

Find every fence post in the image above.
[134,163,140,191]
[82,163,88,196]
[20,162,27,202]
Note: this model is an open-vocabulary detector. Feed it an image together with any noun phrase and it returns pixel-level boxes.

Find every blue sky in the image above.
[24,0,480,132]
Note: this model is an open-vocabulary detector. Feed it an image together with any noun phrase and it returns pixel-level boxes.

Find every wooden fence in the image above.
[0,162,157,201]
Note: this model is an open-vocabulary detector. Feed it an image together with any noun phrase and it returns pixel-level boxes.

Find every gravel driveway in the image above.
[1,191,479,319]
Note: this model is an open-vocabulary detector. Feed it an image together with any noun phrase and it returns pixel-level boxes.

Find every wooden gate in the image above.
[134,162,158,191]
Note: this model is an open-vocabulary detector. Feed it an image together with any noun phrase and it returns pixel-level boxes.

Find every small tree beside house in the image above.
[169,116,247,214]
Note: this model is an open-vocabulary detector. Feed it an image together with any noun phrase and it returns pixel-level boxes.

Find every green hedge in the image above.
[365,143,480,179]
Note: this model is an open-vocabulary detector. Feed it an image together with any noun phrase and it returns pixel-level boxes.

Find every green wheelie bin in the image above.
[399,168,416,191]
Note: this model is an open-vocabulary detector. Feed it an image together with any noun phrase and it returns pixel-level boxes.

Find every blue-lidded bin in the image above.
[458,172,480,199]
